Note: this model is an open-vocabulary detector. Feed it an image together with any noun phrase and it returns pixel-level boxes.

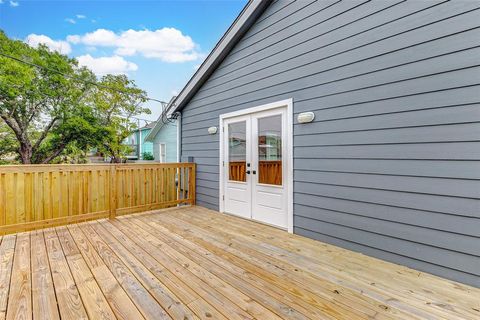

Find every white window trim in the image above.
[219,98,294,233]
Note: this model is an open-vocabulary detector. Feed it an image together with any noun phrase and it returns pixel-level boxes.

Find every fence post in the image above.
[109,165,117,219]
[190,163,196,206]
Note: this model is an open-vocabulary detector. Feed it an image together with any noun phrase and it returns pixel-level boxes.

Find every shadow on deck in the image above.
[1,206,479,319]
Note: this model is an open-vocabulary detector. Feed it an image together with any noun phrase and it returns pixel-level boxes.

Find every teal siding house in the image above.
[124,122,155,160]
[145,121,177,163]
[145,98,178,163]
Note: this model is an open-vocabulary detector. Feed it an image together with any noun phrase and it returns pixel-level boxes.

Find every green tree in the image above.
[142,151,154,160]
[0,31,101,164]
[0,122,17,162]
[93,74,150,163]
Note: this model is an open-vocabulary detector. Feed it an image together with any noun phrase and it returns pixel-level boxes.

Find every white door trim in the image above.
[176,115,181,162]
[219,98,294,233]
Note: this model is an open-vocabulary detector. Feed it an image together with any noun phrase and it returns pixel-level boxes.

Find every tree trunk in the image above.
[111,155,122,163]
[18,139,33,164]
[0,115,33,164]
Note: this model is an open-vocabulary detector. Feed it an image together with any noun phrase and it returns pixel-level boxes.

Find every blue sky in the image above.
[0,0,247,122]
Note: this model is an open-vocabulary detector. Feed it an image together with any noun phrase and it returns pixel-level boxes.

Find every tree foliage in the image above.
[0,30,151,164]
[0,31,102,163]
[142,152,154,161]
[0,122,17,162]
[93,74,150,163]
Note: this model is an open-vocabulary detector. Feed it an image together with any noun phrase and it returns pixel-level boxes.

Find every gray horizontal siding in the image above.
[294,196,480,237]
[182,101,480,132]
[294,170,479,199]
[294,142,480,160]
[180,0,480,286]
[294,158,480,180]
[182,86,480,125]
[190,35,480,107]
[189,2,480,105]
[294,181,479,218]
[182,63,480,119]
[212,1,477,82]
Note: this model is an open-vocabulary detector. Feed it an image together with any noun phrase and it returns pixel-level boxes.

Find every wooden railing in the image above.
[0,163,195,235]
[229,161,247,182]
[229,160,282,185]
[258,160,282,185]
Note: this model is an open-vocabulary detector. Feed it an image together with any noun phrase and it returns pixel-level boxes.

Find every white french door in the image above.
[223,115,252,220]
[222,106,289,229]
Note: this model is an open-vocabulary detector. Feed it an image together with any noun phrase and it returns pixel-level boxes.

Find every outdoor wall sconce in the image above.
[297,112,315,123]
[208,126,218,134]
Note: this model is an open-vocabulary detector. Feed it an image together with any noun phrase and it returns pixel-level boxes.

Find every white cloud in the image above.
[25,34,72,55]
[66,35,81,44]
[78,29,117,46]
[76,14,86,19]
[65,18,76,24]
[77,54,138,75]
[67,28,201,63]
[9,1,19,7]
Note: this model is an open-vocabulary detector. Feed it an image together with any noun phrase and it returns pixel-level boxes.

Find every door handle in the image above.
[246,170,251,174]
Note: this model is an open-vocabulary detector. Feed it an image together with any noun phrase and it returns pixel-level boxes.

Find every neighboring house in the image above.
[145,98,178,163]
[169,1,480,287]
[124,122,156,160]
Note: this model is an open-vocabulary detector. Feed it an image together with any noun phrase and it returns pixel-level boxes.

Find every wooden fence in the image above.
[229,161,247,182]
[258,160,282,185]
[0,163,195,235]
[229,160,282,185]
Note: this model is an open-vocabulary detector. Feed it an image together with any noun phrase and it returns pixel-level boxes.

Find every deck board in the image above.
[44,228,89,320]
[55,226,117,320]
[151,211,393,319]
[108,218,230,320]
[6,233,31,320]
[66,224,145,320]
[167,208,460,319]
[175,208,479,318]
[2,206,479,319]
[78,223,171,319]
[31,231,60,320]
[110,218,280,320]
[139,212,367,319]
[89,221,198,320]
[124,216,310,320]
[0,235,15,320]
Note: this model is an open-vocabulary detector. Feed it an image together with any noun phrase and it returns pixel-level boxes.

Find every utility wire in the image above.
[0,51,168,105]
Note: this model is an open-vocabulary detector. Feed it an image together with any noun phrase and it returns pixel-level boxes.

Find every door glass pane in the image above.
[228,121,247,182]
[258,115,282,185]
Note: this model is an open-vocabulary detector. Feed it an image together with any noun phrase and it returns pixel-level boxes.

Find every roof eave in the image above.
[145,96,177,142]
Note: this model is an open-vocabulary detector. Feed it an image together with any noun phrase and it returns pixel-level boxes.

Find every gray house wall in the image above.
[179,0,480,287]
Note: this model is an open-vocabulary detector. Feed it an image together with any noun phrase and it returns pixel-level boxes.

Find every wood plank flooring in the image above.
[0,206,479,319]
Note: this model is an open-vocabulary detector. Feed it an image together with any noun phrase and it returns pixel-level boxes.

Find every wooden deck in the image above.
[0,206,478,320]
